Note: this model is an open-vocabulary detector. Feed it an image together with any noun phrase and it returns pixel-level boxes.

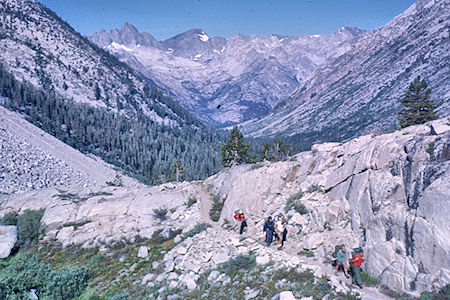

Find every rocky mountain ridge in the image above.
[242,0,450,146]
[90,24,364,125]
[0,0,199,127]
[1,108,449,297]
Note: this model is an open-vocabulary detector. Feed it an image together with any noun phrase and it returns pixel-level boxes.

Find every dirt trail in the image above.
[192,183,214,225]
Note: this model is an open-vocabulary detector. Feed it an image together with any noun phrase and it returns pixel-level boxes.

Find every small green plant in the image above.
[306,184,324,193]
[106,173,123,187]
[220,254,256,274]
[88,191,113,197]
[380,284,415,299]
[184,223,211,239]
[419,284,450,300]
[372,204,381,213]
[426,142,435,154]
[360,272,379,287]
[299,249,315,257]
[62,219,92,230]
[210,194,225,222]
[185,196,197,208]
[150,228,182,245]
[285,190,307,213]
[0,211,18,225]
[53,189,81,200]
[395,248,402,255]
[16,209,45,248]
[152,207,168,221]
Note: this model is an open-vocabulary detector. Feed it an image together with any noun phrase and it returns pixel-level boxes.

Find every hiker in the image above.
[263,216,275,245]
[275,217,286,250]
[351,248,365,289]
[233,209,247,234]
[335,247,350,278]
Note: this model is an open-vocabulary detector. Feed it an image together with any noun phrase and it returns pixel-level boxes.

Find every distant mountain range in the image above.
[242,0,450,146]
[90,24,365,126]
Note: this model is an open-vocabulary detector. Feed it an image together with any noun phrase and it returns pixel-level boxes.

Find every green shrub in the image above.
[186,196,197,208]
[0,251,90,300]
[285,190,307,213]
[220,254,256,274]
[420,284,450,300]
[0,211,18,225]
[106,174,123,187]
[299,249,315,257]
[426,142,435,154]
[360,272,379,287]
[210,194,225,222]
[306,184,324,193]
[150,228,182,245]
[184,223,211,239]
[152,207,168,221]
[16,209,45,248]
[44,266,91,300]
[272,268,314,283]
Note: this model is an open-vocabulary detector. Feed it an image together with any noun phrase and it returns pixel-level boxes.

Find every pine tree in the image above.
[221,126,250,167]
[271,139,294,161]
[172,160,183,182]
[260,143,270,161]
[398,76,438,128]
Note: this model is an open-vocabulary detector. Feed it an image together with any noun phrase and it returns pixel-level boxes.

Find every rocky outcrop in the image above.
[0,225,17,258]
[205,118,450,294]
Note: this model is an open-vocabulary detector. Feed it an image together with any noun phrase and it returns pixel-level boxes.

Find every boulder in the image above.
[137,246,149,258]
[256,255,270,265]
[212,252,230,264]
[185,278,197,290]
[280,291,296,300]
[303,232,324,250]
[0,226,17,258]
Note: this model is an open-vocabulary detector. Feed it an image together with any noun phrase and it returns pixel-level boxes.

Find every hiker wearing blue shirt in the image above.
[335,247,350,278]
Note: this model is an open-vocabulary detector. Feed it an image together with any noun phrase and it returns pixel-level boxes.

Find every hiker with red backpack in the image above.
[351,248,365,289]
[233,209,247,234]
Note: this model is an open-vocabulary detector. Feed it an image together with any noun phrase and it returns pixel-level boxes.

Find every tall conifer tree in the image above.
[221,126,249,167]
[398,76,438,128]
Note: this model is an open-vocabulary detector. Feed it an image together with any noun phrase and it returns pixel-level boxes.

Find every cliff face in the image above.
[206,118,450,293]
[1,117,448,295]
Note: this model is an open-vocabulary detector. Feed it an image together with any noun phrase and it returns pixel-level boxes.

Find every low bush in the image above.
[152,207,168,221]
[150,228,182,245]
[184,223,211,239]
[285,190,306,213]
[360,272,379,287]
[210,194,225,222]
[220,254,256,274]
[306,184,324,193]
[16,209,45,248]
[0,251,90,300]
[0,211,18,225]
[185,196,197,208]
[299,249,315,257]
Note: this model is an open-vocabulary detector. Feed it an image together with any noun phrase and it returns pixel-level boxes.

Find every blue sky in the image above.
[38,0,416,40]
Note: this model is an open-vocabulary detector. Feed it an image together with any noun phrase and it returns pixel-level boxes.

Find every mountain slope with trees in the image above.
[0,0,222,183]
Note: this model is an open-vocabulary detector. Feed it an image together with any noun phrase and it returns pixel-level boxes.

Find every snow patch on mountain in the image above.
[198,32,209,42]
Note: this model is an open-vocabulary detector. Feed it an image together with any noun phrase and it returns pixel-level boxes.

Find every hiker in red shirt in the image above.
[233,209,247,234]
[351,248,365,289]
